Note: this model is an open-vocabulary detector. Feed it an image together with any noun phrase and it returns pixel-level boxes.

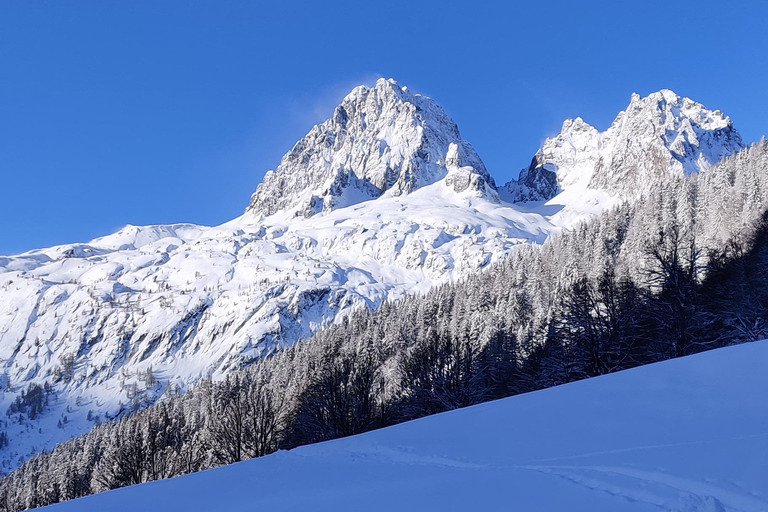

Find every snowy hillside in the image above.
[0,79,746,471]
[0,184,553,469]
[39,341,768,512]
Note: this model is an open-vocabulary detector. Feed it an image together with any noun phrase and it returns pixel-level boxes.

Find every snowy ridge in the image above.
[0,80,746,471]
[502,89,745,203]
[39,341,768,512]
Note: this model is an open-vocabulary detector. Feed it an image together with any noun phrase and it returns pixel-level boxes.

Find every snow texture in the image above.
[39,340,768,512]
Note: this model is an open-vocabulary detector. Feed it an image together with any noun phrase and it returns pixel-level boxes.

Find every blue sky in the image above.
[1,0,767,255]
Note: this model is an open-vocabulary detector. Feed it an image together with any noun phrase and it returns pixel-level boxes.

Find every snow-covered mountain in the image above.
[0,79,746,470]
[502,89,745,203]
[246,78,498,218]
[38,340,768,512]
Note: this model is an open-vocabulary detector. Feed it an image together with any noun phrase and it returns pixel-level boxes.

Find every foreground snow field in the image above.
[42,341,768,512]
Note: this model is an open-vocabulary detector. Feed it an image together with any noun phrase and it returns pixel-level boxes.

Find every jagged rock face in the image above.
[246,78,497,218]
[503,90,745,202]
[591,90,744,194]
[503,117,601,202]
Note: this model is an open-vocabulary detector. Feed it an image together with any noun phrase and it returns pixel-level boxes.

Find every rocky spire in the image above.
[246,78,497,218]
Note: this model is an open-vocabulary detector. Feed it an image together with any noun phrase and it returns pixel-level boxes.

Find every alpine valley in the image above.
[0,78,748,472]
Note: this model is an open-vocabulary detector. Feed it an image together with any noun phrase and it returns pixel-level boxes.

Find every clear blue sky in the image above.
[1,0,767,255]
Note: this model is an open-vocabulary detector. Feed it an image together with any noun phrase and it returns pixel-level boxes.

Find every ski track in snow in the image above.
[293,436,768,512]
[525,465,768,512]
[535,432,768,463]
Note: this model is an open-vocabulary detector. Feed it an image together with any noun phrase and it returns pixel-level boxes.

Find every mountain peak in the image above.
[631,88,681,103]
[502,89,744,203]
[246,78,496,218]
[562,116,596,133]
[500,116,601,203]
[622,89,734,134]
[593,89,744,187]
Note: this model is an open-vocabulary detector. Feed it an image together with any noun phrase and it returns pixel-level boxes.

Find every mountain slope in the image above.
[0,80,747,471]
[39,341,768,512]
[0,80,553,471]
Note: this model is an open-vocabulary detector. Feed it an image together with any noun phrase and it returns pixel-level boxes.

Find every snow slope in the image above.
[0,79,745,471]
[41,341,768,512]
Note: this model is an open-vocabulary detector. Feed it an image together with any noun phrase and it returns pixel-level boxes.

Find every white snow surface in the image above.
[42,341,768,512]
[0,80,744,471]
